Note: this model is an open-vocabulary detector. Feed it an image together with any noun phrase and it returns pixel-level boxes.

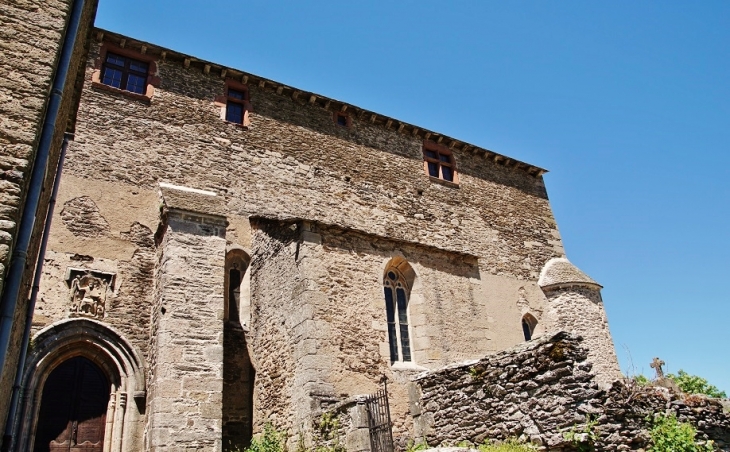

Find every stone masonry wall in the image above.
[250,219,514,447]
[248,219,322,437]
[24,28,632,452]
[0,0,98,429]
[67,31,563,280]
[411,332,730,451]
[146,209,227,452]
[28,29,574,445]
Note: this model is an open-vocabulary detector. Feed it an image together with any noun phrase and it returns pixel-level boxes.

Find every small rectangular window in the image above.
[101,53,149,95]
[334,112,350,128]
[225,88,248,125]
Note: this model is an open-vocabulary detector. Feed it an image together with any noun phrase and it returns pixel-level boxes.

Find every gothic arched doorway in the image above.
[33,356,109,452]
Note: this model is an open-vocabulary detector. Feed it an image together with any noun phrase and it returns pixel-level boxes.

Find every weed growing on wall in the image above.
[478,438,537,451]
[648,413,715,452]
[314,411,345,452]
[563,415,598,452]
[405,440,429,452]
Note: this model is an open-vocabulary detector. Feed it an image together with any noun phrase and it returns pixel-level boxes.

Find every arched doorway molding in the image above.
[14,318,146,452]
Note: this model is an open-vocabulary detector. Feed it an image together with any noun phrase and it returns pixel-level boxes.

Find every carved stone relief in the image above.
[66,268,115,319]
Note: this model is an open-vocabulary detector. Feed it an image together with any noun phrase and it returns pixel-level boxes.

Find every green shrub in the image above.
[667,370,727,399]
[648,413,715,452]
[240,423,286,452]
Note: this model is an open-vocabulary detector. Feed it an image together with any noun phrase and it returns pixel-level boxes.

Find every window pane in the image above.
[129,60,148,73]
[388,323,399,362]
[439,153,451,162]
[336,114,348,126]
[226,102,244,124]
[427,162,439,177]
[425,150,437,159]
[396,288,408,323]
[384,287,395,323]
[441,166,454,182]
[126,74,146,94]
[396,288,411,362]
[399,324,411,362]
[102,68,123,88]
[106,53,125,67]
[228,89,245,100]
[384,287,398,362]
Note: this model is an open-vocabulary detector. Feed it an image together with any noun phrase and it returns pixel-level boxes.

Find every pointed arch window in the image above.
[522,313,538,341]
[384,270,411,363]
[225,249,250,327]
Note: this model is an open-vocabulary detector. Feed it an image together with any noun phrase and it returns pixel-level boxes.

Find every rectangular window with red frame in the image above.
[423,144,457,183]
[102,53,148,95]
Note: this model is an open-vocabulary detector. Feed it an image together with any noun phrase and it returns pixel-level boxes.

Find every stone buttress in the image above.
[146,184,227,451]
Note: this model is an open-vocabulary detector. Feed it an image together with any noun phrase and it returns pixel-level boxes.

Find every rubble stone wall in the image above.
[411,332,730,451]
[0,0,98,429]
[66,32,563,280]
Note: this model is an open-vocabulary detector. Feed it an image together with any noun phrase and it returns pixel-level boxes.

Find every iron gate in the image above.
[364,379,394,452]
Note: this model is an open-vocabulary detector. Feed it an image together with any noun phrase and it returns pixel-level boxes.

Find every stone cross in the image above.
[650,357,665,379]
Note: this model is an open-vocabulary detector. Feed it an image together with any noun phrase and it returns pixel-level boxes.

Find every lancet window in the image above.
[383,267,412,363]
[522,313,538,341]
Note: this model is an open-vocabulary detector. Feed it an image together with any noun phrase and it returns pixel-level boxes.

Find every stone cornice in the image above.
[93,28,548,178]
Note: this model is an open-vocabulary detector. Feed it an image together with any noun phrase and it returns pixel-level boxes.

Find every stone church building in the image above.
[5,26,621,452]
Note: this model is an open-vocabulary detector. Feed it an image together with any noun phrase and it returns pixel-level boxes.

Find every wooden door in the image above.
[34,356,109,452]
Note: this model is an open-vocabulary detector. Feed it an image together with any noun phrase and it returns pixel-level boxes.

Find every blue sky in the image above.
[96,1,730,393]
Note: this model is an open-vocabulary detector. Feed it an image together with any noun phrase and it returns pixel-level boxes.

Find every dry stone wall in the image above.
[411,332,730,451]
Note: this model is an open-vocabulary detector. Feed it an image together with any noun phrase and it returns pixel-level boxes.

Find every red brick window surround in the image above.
[91,42,159,101]
[214,79,252,127]
[423,141,459,184]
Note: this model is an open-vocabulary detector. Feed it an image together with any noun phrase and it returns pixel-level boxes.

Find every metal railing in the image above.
[364,378,394,452]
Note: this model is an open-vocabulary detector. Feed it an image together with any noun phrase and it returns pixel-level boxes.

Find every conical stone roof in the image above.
[538,257,601,290]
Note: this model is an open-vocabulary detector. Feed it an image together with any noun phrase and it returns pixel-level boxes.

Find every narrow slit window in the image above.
[228,267,241,324]
[522,314,537,341]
